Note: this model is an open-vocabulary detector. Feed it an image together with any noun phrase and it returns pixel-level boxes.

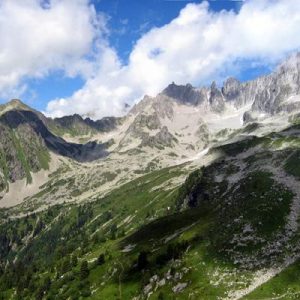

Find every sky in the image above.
[0,0,300,119]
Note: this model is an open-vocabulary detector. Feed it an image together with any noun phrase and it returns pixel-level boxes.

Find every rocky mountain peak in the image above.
[209,81,225,112]
[162,82,205,105]
[129,95,154,116]
[222,77,242,101]
[210,81,218,90]
[246,52,300,119]
[54,113,84,125]
[9,98,24,106]
[157,53,300,118]
[277,52,300,73]
[0,99,30,115]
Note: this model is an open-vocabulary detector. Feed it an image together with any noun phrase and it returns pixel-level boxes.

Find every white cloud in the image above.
[0,0,106,97]
[46,0,300,119]
[3,0,300,119]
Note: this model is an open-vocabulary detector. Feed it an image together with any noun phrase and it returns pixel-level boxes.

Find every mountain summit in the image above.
[160,53,300,121]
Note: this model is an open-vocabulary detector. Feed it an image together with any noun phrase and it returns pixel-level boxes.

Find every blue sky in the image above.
[23,0,244,111]
[0,0,299,118]
[95,0,241,63]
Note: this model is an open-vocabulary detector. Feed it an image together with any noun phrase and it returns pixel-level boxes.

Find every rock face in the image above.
[52,114,96,136]
[250,53,300,116]
[162,82,207,106]
[162,78,252,113]
[140,126,177,149]
[172,282,187,293]
[121,96,178,150]
[209,81,225,112]
[122,93,209,153]
[222,77,242,102]
[160,53,300,120]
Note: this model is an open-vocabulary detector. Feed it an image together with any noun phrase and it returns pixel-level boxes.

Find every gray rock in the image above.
[172,282,187,293]
[157,278,166,287]
[143,283,152,294]
[209,81,225,113]
[160,52,300,119]
[162,82,207,106]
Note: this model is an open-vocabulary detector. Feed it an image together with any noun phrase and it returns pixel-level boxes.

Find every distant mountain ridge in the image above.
[51,114,122,137]
[162,53,300,121]
[0,52,300,199]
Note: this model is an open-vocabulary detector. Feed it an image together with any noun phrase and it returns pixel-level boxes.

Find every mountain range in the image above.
[1,53,300,299]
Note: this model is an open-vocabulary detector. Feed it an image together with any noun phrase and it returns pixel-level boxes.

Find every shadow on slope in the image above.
[0,110,108,162]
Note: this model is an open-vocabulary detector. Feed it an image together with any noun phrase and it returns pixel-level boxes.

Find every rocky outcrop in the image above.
[152,95,174,120]
[159,53,300,120]
[209,81,225,113]
[195,123,209,147]
[222,77,242,101]
[123,95,179,150]
[226,53,300,119]
[249,54,300,116]
[129,114,161,132]
[121,109,177,149]
[161,78,261,113]
[140,126,178,149]
[162,82,207,106]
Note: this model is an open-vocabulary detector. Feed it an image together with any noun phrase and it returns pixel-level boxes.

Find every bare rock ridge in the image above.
[162,82,205,106]
[250,53,300,116]
[119,52,300,159]
[162,52,300,120]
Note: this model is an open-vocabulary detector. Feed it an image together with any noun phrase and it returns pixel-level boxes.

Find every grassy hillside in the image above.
[1,122,300,299]
[244,259,300,299]
[0,164,190,299]
[0,123,50,192]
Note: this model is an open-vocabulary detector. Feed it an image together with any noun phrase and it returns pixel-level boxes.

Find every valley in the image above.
[1,53,300,299]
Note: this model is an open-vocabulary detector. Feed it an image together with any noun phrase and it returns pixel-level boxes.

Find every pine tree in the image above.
[137,251,148,270]
[97,254,105,266]
[43,276,51,291]
[80,260,89,280]
[71,255,78,267]
[60,258,71,274]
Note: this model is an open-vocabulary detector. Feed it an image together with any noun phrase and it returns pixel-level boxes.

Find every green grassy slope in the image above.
[0,124,50,191]
[1,123,300,299]
[0,164,190,299]
[243,260,300,299]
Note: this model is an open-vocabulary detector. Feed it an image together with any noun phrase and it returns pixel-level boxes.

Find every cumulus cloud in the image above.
[46,0,300,119]
[0,0,105,97]
[3,0,300,119]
